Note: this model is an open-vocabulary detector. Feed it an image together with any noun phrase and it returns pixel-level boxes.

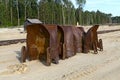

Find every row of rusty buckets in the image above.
[21,24,103,66]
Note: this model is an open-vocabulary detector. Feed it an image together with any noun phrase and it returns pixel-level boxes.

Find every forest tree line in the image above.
[111,16,120,23]
[0,0,116,27]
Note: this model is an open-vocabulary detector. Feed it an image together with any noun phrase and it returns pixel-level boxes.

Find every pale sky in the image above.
[71,0,120,17]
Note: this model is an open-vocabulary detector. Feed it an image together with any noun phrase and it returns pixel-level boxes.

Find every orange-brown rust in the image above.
[82,25,103,53]
[21,24,50,65]
[21,24,60,65]
[57,25,75,58]
[72,27,83,53]
[27,24,50,61]
[44,24,59,64]
[20,24,103,66]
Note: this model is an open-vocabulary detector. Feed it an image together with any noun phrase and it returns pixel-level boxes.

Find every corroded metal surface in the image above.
[57,25,75,58]
[44,24,59,64]
[21,24,59,66]
[72,27,83,53]
[20,24,104,66]
[82,25,103,53]
[23,24,51,65]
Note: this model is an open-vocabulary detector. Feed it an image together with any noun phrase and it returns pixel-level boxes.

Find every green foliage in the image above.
[0,0,114,28]
[112,16,120,23]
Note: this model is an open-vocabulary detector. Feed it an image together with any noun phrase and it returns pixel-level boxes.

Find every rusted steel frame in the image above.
[78,25,104,54]
[21,46,26,63]
[98,39,103,51]
[81,25,100,53]
[21,24,51,66]
[44,24,59,64]
[77,27,87,53]
[72,27,83,53]
[91,25,99,53]
[57,25,75,58]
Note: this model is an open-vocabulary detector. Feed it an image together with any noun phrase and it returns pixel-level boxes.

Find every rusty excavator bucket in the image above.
[77,27,86,53]
[20,24,103,66]
[21,24,59,66]
[72,27,83,53]
[82,25,103,53]
[44,24,59,64]
[57,25,76,59]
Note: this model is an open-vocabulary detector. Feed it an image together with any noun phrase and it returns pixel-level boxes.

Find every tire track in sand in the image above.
[60,55,120,80]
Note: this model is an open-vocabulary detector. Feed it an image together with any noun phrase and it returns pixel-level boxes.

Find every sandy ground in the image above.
[0,27,26,41]
[0,25,120,80]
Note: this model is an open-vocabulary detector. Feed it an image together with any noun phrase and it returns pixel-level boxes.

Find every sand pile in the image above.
[0,63,28,75]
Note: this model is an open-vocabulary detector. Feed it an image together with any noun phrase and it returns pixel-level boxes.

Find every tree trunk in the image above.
[37,7,39,19]
[10,7,13,25]
[25,6,27,20]
[62,5,65,25]
[16,0,20,26]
